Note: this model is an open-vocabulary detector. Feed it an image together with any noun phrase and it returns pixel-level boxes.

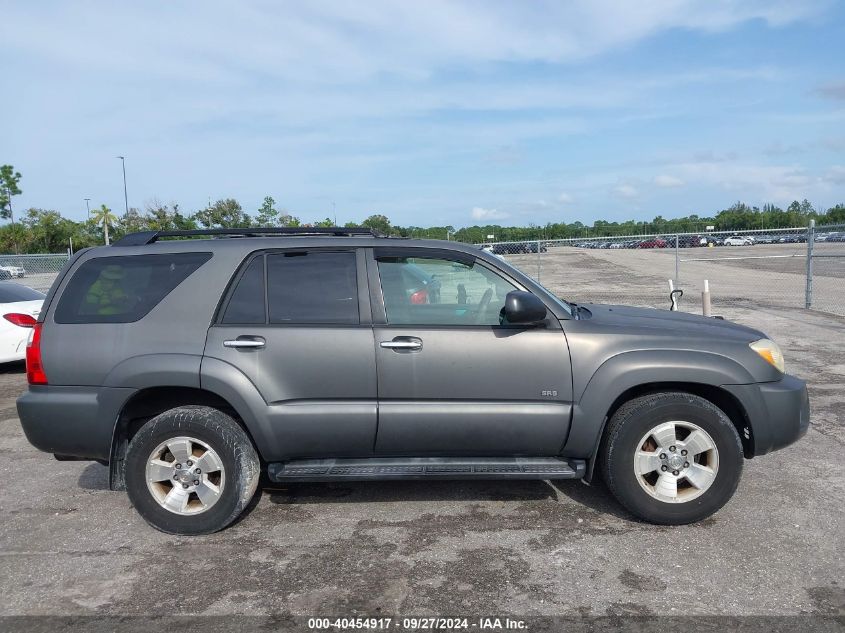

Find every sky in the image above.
[2,0,844,228]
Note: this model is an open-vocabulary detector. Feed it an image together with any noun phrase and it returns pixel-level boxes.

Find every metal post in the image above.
[805,219,815,309]
[674,234,680,282]
[536,240,541,282]
[117,156,128,215]
[702,280,711,317]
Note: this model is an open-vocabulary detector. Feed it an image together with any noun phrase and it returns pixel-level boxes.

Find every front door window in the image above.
[376,256,517,326]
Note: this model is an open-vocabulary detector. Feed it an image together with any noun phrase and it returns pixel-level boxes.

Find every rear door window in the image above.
[267,251,358,324]
[54,253,212,324]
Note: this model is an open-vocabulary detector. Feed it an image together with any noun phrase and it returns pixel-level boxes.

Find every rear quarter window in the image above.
[54,253,212,324]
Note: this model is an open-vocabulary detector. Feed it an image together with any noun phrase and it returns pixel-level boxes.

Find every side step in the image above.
[268,457,586,482]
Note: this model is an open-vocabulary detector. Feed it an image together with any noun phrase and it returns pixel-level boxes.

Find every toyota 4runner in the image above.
[17,228,809,534]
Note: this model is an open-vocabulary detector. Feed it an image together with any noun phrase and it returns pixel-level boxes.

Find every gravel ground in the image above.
[506,242,845,317]
[0,256,843,621]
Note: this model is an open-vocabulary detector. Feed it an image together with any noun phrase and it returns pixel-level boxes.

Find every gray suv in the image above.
[17,228,809,534]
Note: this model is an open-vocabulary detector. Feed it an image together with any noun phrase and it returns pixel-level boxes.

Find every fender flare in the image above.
[563,349,757,464]
[105,354,270,489]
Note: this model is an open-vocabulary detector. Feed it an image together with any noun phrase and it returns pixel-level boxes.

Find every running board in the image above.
[267,457,586,482]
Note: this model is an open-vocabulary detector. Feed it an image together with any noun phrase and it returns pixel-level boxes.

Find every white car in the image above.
[0,283,44,363]
[723,235,753,246]
[0,262,26,278]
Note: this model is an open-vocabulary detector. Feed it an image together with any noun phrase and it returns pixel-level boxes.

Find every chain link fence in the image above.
[0,254,70,293]
[2,223,843,318]
[478,222,845,317]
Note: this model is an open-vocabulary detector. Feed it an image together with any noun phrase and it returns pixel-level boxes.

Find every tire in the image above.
[125,406,260,535]
[600,392,743,525]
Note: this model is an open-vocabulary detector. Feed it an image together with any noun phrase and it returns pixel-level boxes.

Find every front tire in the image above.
[600,392,743,525]
[125,406,260,535]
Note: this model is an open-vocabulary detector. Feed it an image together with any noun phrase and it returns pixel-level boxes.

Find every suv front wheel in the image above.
[125,406,260,535]
[600,392,743,524]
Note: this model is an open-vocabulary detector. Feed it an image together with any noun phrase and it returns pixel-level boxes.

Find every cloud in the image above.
[815,82,845,100]
[1,2,825,82]
[654,174,685,188]
[613,184,639,199]
[668,159,845,203]
[0,1,838,224]
[471,206,509,221]
[823,166,845,184]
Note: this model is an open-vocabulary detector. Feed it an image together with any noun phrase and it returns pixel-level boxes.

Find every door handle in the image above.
[223,337,266,349]
[380,337,422,351]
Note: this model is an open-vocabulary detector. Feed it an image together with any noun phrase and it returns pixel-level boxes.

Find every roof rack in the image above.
[113,227,385,247]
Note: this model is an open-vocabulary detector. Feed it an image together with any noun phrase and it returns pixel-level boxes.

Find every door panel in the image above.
[203,248,377,459]
[376,400,571,455]
[373,326,572,455]
[370,249,574,456]
[205,326,378,458]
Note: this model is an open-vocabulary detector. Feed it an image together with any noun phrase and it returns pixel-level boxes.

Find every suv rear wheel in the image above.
[600,392,743,524]
[125,406,260,534]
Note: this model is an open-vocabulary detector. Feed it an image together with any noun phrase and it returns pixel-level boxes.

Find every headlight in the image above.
[749,339,785,373]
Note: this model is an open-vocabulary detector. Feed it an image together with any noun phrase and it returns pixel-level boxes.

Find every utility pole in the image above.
[84,198,91,219]
[117,156,128,215]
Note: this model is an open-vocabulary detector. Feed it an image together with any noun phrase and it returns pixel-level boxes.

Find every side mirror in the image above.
[503,290,547,325]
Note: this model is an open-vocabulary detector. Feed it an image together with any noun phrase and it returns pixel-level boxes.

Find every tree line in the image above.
[1,164,843,253]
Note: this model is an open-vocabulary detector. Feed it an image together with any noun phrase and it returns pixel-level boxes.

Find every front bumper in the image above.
[723,373,810,456]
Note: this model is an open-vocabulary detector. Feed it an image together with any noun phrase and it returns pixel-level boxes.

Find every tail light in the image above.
[409,289,428,304]
[26,323,47,385]
[4,313,37,328]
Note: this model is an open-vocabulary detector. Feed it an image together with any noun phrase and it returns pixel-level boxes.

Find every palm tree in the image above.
[92,204,117,245]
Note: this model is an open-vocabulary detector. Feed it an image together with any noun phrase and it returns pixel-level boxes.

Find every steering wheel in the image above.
[475,288,493,324]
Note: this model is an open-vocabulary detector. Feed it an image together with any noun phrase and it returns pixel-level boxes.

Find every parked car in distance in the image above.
[17,227,810,534]
[522,242,548,253]
[677,235,708,248]
[0,262,26,279]
[754,234,778,244]
[825,232,845,242]
[0,282,44,363]
[638,237,668,248]
[723,235,754,246]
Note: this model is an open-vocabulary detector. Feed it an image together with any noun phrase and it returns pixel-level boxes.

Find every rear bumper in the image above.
[17,385,135,461]
[723,374,810,456]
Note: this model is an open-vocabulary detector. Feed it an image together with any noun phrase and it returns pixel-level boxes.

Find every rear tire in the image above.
[600,392,743,525]
[125,406,260,535]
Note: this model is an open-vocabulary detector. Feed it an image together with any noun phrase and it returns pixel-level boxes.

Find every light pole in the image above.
[84,198,91,219]
[116,156,128,215]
